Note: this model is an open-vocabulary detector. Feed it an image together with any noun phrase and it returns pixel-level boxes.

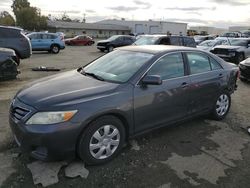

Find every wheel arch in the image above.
[76,110,131,151]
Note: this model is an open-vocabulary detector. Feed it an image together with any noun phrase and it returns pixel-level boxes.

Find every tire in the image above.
[236,53,244,64]
[211,92,231,120]
[77,115,125,165]
[50,44,60,54]
[99,49,105,52]
[108,45,114,52]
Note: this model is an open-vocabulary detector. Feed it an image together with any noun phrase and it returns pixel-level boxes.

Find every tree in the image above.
[0,11,15,26]
[11,0,47,31]
[11,0,30,16]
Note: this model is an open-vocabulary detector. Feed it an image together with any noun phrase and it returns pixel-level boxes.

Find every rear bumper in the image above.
[16,48,32,59]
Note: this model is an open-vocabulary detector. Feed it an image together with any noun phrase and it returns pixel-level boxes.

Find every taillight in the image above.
[237,70,240,79]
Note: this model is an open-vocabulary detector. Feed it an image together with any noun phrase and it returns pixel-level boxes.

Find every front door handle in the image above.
[181,82,189,88]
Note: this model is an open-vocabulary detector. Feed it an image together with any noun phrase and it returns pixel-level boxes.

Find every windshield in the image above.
[198,40,216,47]
[229,39,248,46]
[134,36,159,45]
[83,50,153,83]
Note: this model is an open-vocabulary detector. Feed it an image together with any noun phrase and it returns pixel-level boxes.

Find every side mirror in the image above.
[141,75,162,85]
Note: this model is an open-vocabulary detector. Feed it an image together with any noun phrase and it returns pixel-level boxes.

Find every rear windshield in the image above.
[0,28,21,38]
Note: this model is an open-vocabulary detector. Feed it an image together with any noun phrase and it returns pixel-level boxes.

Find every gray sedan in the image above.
[9,45,238,165]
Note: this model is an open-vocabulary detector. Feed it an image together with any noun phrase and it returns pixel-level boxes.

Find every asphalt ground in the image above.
[0,44,250,188]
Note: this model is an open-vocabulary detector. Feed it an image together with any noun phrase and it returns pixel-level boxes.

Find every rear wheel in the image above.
[77,115,125,165]
[211,92,231,120]
[50,44,60,54]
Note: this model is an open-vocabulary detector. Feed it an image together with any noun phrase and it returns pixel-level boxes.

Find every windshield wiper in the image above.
[81,70,105,81]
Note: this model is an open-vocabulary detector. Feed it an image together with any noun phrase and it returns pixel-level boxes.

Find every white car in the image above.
[197,38,230,52]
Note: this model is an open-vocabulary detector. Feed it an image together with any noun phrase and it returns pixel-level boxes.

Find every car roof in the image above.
[28,32,57,35]
[0,26,22,31]
[117,45,200,54]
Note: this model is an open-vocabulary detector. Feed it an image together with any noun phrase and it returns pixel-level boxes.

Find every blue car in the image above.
[27,32,65,54]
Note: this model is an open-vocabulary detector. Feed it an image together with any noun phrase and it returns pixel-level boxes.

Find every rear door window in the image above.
[210,58,222,70]
[186,52,211,74]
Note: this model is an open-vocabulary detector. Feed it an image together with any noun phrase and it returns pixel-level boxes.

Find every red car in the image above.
[65,35,95,46]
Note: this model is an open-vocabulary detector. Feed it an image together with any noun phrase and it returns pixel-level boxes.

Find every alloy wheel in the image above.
[89,125,120,159]
[216,94,229,116]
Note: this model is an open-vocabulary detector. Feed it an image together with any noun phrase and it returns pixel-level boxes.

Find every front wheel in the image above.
[107,45,114,52]
[50,44,60,54]
[77,116,125,165]
[211,92,231,120]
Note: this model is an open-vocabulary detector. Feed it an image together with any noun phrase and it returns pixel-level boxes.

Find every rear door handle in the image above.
[181,82,189,88]
[218,73,223,78]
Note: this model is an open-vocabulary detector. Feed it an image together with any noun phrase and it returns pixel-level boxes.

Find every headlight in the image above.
[26,110,77,125]
[240,64,246,69]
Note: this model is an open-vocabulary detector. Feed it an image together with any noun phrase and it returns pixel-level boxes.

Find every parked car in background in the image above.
[194,35,216,45]
[0,48,19,81]
[220,32,242,38]
[96,35,135,52]
[211,38,250,64]
[134,35,196,47]
[9,45,238,165]
[241,30,250,38]
[197,38,230,52]
[27,32,65,54]
[239,57,250,81]
[0,26,31,65]
[65,35,95,46]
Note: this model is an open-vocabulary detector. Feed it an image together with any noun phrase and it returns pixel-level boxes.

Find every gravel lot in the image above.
[0,45,250,188]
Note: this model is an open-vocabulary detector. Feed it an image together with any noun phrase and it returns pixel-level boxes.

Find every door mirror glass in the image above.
[141,75,162,85]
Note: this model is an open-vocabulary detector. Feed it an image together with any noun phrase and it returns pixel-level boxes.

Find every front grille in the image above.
[213,49,229,55]
[11,106,30,121]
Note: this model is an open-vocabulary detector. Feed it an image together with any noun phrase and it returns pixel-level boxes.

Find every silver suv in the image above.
[0,26,32,65]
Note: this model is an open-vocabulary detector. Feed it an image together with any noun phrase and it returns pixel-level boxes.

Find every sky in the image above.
[0,0,250,28]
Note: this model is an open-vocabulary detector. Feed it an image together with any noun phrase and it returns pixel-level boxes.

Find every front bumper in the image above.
[216,54,237,63]
[97,45,107,50]
[9,98,83,161]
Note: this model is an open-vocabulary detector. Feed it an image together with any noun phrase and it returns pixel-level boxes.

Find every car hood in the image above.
[97,39,110,44]
[64,38,74,41]
[213,45,241,50]
[17,70,119,109]
[240,58,250,66]
[197,46,211,51]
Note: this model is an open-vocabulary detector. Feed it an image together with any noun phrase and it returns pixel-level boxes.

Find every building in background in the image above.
[229,26,250,32]
[189,26,227,35]
[96,19,187,35]
[47,20,131,38]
